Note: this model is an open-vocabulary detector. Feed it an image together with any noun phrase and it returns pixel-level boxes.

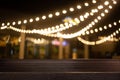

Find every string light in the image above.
[0,0,117,39]
[1,0,99,27]
[16,2,106,35]
[5,6,114,39]
[78,28,120,45]
[84,3,89,6]
[69,7,74,12]
[48,14,53,18]
[77,5,82,9]
[92,0,97,4]
[82,20,120,36]
[29,18,33,22]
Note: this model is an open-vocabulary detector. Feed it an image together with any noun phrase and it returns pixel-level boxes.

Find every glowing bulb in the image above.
[2,23,5,26]
[108,24,112,28]
[42,16,46,20]
[90,12,94,16]
[97,16,101,20]
[80,15,84,21]
[101,13,105,17]
[82,32,85,35]
[113,0,117,4]
[90,30,94,33]
[62,10,67,14]
[119,20,120,23]
[109,5,112,9]
[35,17,40,21]
[113,22,117,26]
[69,7,74,12]
[12,22,16,25]
[91,22,95,25]
[77,5,81,9]
[94,19,98,23]
[29,18,33,22]
[105,9,109,13]
[18,21,21,25]
[23,20,27,24]
[55,12,60,16]
[104,1,109,5]
[86,31,90,34]
[84,3,89,6]
[99,27,103,31]
[98,5,103,9]
[92,0,96,3]
[116,30,119,34]
[7,22,10,26]
[74,18,80,23]
[95,29,98,32]
[94,9,98,12]
[113,32,116,36]
[56,25,59,29]
[48,14,53,18]
[104,26,107,29]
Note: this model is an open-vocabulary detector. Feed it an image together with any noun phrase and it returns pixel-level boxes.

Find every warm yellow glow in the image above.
[109,5,113,9]
[104,26,107,29]
[113,0,117,4]
[74,18,80,24]
[7,22,10,26]
[80,15,84,21]
[94,19,98,23]
[113,22,117,26]
[92,0,96,4]
[108,24,112,28]
[104,9,109,13]
[99,27,103,31]
[90,12,94,16]
[62,10,67,14]
[0,26,7,30]
[2,23,5,26]
[18,21,22,25]
[48,14,53,18]
[55,12,60,16]
[104,1,109,5]
[101,13,105,17]
[97,16,101,20]
[77,5,81,9]
[29,18,33,22]
[90,30,94,33]
[119,20,120,23]
[69,7,74,12]
[23,20,27,24]
[12,22,16,25]
[35,17,40,21]
[84,3,89,6]
[86,31,90,34]
[95,29,98,32]
[116,30,119,34]
[42,15,46,20]
[98,5,103,9]
[77,37,95,45]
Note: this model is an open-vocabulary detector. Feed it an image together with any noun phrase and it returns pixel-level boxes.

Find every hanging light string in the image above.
[1,0,99,27]
[1,1,108,35]
[0,0,109,33]
[0,0,117,39]
[3,6,111,37]
[77,27,120,45]
[82,20,120,36]
[2,5,114,38]
[45,6,114,38]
